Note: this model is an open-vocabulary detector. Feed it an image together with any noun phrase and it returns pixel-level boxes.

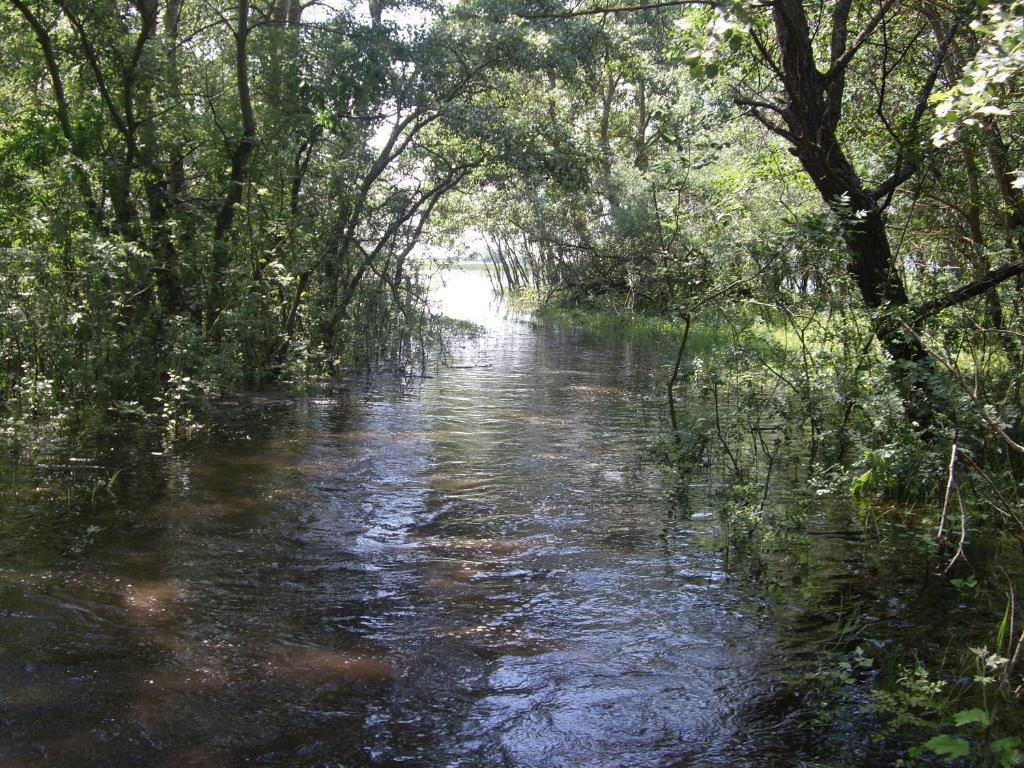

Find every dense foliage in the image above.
[0,0,517,428]
[2,0,1024,761]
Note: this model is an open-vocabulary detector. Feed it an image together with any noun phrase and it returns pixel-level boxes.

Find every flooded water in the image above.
[0,268,991,766]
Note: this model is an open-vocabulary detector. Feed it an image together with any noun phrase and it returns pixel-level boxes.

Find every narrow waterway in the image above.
[0,268,976,767]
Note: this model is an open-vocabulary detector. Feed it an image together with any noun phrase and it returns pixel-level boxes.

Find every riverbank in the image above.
[509,289,725,353]
[511,286,1024,766]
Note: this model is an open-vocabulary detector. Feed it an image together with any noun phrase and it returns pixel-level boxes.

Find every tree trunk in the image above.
[634,76,649,170]
[208,0,257,330]
[598,68,619,209]
[770,0,939,429]
[9,0,99,221]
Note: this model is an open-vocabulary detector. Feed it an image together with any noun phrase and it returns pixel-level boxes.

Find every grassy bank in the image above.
[510,290,732,359]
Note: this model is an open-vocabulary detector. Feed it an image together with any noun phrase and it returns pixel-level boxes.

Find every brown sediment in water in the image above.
[122,580,187,618]
[20,733,98,767]
[405,430,447,441]
[268,647,394,685]
[515,414,567,427]
[146,494,267,520]
[2,680,68,710]
[424,475,491,492]
[163,749,222,768]
[540,368,589,376]
[192,454,282,469]
[324,431,401,442]
[423,559,484,591]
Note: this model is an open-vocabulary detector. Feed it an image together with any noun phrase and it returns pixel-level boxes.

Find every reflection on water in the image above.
[0,268,972,767]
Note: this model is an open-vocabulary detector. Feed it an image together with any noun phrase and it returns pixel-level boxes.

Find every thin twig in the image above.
[713,380,742,478]
[944,477,969,574]
[937,441,958,546]
[667,314,692,436]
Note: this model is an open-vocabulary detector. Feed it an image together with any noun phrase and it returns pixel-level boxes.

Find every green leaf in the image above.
[924,734,971,759]
[997,600,1011,652]
[953,708,990,727]
[851,469,873,498]
[991,737,1023,766]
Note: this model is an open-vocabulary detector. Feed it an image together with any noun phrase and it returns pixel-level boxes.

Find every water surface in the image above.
[0,268,974,766]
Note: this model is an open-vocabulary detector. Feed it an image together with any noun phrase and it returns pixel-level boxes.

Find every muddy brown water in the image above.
[0,269,994,767]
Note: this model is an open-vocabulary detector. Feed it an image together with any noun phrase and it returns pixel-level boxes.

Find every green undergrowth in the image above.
[1,308,478,446]
[511,288,731,355]
[517,287,1024,767]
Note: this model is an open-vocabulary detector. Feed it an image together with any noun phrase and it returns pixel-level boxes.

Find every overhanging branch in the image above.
[913,259,1024,323]
[516,0,712,19]
[871,163,915,200]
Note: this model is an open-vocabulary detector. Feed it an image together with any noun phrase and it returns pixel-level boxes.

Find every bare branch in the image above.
[873,16,962,206]
[912,259,1024,323]
[826,0,901,76]
[735,99,799,143]
[516,0,712,20]
[871,163,915,200]
[750,27,784,80]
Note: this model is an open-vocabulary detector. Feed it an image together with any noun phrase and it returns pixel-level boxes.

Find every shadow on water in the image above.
[0,267,1001,767]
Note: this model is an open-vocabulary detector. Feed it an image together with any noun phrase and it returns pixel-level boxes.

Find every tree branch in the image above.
[873,16,961,206]
[735,98,799,142]
[516,0,712,19]
[10,0,99,219]
[912,259,1024,323]
[871,163,915,200]
[59,2,129,137]
[826,0,900,76]
[749,27,784,80]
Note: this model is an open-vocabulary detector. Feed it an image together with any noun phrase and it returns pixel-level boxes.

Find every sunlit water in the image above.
[0,268,987,766]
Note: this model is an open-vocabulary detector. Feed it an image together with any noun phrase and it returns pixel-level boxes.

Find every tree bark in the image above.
[10,0,98,221]
[598,67,619,209]
[208,0,258,330]
[768,0,940,428]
